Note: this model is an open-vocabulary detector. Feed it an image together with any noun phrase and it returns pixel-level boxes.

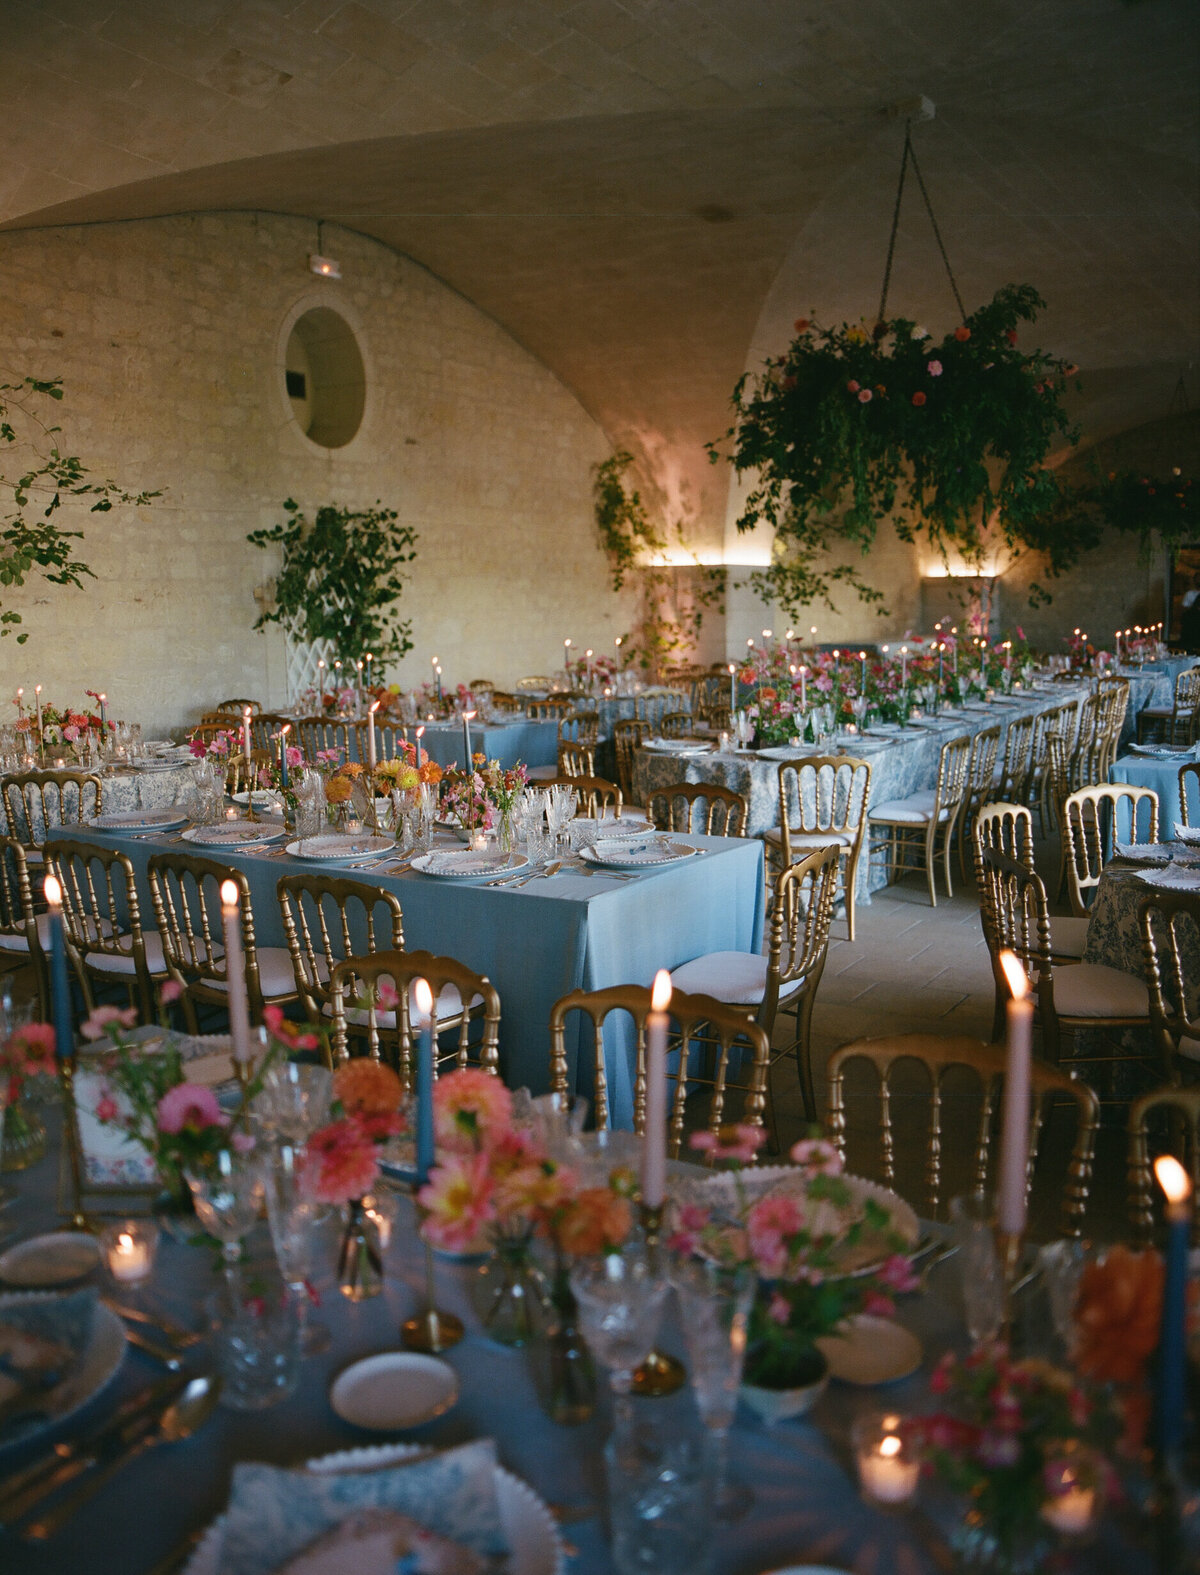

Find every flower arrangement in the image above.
[909,1343,1117,1566]
[11,696,108,755]
[189,729,236,759]
[669,1130,917,1389]
[710,285,1085,619]
[304,1058,405,1206]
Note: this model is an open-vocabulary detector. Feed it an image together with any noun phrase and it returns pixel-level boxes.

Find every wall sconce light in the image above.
[308,220,341,280]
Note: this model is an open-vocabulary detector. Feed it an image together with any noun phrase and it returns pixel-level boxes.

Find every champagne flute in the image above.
[264,1145,331,1355]
[671,1257,756,1520]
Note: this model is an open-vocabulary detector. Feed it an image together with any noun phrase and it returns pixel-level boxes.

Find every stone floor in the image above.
[766,843,1136,1244]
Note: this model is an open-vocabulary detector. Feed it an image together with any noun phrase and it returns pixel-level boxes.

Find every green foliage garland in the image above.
[708,284,1083,616]
[0,377,158,642]
[247,499,418,670]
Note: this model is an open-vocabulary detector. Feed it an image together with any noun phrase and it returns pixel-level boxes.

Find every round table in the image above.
[1110,749,1200,837]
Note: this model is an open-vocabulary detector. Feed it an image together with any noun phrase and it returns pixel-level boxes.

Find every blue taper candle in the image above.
[1154,1155,1191,1459]
[43,876,73,1061]
[413,978,435,1186]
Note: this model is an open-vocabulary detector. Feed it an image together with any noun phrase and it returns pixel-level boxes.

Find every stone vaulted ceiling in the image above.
[1,0,1197,548]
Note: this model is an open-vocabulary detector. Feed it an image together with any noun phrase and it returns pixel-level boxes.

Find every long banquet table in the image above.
[0,1118,1158,1575]
[632,685,1090,900]
[49,824,764,1129]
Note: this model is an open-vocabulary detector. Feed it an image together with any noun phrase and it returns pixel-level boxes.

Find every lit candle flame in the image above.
[413,977,434,1018]
[999,949,1028,1000]
[651,969,672,1013]
[1155,1154,1191,1206]
[220,879,239,909]
[43,873,62,907]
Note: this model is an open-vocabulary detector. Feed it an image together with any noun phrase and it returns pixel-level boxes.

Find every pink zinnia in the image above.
[927,359,943,376]
[857,388,873,403]
[433,1068,512,1153]
[789,1137,843,1176]
[418,1151,496,1251]
[306,1118,379,1204]
[81,1005,138,1041]
[157,1082,224,1134]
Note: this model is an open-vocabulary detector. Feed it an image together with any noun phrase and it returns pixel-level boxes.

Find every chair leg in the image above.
[925,825,938,908]
[843,849,857,943]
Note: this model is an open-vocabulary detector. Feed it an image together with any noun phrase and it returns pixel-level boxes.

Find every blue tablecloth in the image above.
[415,719,559,772]
[1111,749,1200,836]
[0,1115,1159,1575]
[49,826,763,1127]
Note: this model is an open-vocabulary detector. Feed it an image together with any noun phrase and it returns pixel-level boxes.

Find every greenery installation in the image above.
[0,376,157,642]
[707,284,1095,620]
[592,451,725,673]
[247,499,418,670]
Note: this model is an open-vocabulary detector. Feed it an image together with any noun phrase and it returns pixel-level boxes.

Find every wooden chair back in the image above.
[559,711,600,749]
[1128,1085,1200,1243]
[637,690,689,729]
[934,733,973,817]
[557,741,596,778]
[516,676,554,692]
[527,699,571,720]
[2,771,103,851]
[613,718,651,802]
[776,757,870,865]
[973,801,1035,879]
[1062,784,1160,916]
[646,781,748,837]
[250,712,292,752]
[995,713,1036,802]
[277,873,405,1025]
[548,983,770,1152]
[826,1032,1098,1236]
[659,712,692,739]
[328,948,500,1086]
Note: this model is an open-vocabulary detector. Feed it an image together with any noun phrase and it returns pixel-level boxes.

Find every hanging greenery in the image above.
[592,452,725,674]
[708,284,1086,617]
[0,376,158,642]
[247,499,417,670]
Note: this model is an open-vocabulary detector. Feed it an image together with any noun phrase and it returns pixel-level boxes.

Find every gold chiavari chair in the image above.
[488,691,522,714]
[1033,701,1079,832]
[0,835,48,1016]
[976,845,1150,1072]
[527,698,571,721]
[994,712,1037,803]
[766,757,870,942]
[295,716,355,763]
[353,718,410,765]
[227,749,274,797]
[147,853,297,1031]
[868,733,971,907]
[670,845,841,1125]
[196,713,240,732]
[516,676,554,692]
[613,718,651,804]
[646,781,748,838]
[548,983,770,1156]
[659,712,692,739]
[214,698,261,715]
[826,1032,1098,1237]
[2,771,104,866]
[1138,887,1200,1083]
[327,948,499,1086]
[250,712,291,752]
[1095,678,1130,777]
[957,724,1002,881]
[1128,1085,1200,1244]
[1178,761,1200,828]
[277,873,405,1033]
[1062,783,1160,918]
[46,839,169,1022]
[468,679,495,696]
[1136,666,1200,745]
[636,689,689,730]
[555,711,600,776]
[554,741,596,778]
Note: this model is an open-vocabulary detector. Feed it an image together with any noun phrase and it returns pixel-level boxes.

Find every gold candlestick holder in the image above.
[631,1201,686,1397]
[995,1225,1024,1344]
[57,1058,98,1234]
[241,753,258,822]
[401,1208,464,1353]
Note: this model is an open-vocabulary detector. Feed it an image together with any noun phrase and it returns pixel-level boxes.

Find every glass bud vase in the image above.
[473,1231,550,1347]
[496,806,517,855]
[535,1258,596,1425]
[1,1098,46,1172]
[337,1198,383,1301]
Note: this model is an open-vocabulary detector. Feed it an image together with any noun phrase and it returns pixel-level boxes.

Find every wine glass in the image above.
[570,1245,668,1427]
[671,1257,756,1520]
[187,1148,263,1289]
[254,1062,333,1147]
[263,1145,331,1355]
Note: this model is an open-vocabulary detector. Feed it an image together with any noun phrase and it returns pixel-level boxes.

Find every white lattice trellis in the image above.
[286,637,338,708]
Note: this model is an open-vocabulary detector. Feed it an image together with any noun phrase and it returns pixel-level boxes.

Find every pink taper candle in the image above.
[641,970,672,1209]
[242,707,252,763]
[220,880,254,1066]
[997,951,1033,1234]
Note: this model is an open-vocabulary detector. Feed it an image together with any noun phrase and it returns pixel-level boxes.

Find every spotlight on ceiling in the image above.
[308,253,341,280]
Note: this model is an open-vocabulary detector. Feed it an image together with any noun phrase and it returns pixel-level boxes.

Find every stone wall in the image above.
[0,213,624,734]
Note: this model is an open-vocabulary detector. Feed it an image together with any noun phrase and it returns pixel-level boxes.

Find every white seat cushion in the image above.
[0,912,56,953]
[85,930,168,977]
[1179,1035,1200,1062]
[328,987,484,1031]
[669,951,805,1007]
[869,791,950,825]
[764,828,855,850]
[526,765,559,781]
[1053,962,1150,1019]
[205,945,298,1001]
[1049,915,1090,959]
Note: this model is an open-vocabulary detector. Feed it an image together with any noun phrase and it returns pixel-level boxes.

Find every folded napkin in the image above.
[1174,824,1200,845]
[217,1439,508,1575]
[1137,864,1200,891]
[1115,842,1172,864]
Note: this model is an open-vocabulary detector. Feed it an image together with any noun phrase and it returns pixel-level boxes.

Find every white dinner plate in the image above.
[0,1293,125,1450]
[0,1233,100,1288]
[580,838,697,871]
[131,758,187,772]
[1129,743,1190,757]
[88,809,189,833]
[1114,842,1173,864]
[641,738,714,755]
[184,1444,564,1575]
[815,1315,922,1385]
[330,1353,459,1431]
[588,817,654,841]
[182,823,285,848]
[411,850,528,881]
[757,745,809,761]
[285,834,395,864]
[232,789,283,810]
[1137,864,1200,891]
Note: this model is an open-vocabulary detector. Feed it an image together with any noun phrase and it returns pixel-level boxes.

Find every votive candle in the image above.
[856,1415,920,1506]
[101,1221,158,1285]
[641,971,671,1210]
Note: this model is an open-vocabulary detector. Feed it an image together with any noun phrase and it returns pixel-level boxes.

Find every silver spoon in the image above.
[24,1374,221,1539]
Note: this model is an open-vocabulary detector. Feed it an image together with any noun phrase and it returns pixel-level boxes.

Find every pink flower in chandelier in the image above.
[857,388,873,403]
[927,359,943,376]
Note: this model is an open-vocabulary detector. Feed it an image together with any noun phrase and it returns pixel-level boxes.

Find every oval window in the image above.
[284,307,365,448]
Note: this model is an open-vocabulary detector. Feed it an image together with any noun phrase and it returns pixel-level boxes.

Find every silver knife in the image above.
[104,1299,202,1350]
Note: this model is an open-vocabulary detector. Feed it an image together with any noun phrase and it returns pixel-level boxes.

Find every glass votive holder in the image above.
[99,1219,160,1286]
[853,1412,920,1508]
[1040,1444,1103,1539]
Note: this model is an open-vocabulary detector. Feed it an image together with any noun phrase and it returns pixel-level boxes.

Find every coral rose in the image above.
[1074,1245,1164,1386]
[912,391,927,406]
[553,1188,632,1256]
[307,1118,381,1204]
[954,326,971,341]
[857,388,873,403]
[332,1057,402,1117]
